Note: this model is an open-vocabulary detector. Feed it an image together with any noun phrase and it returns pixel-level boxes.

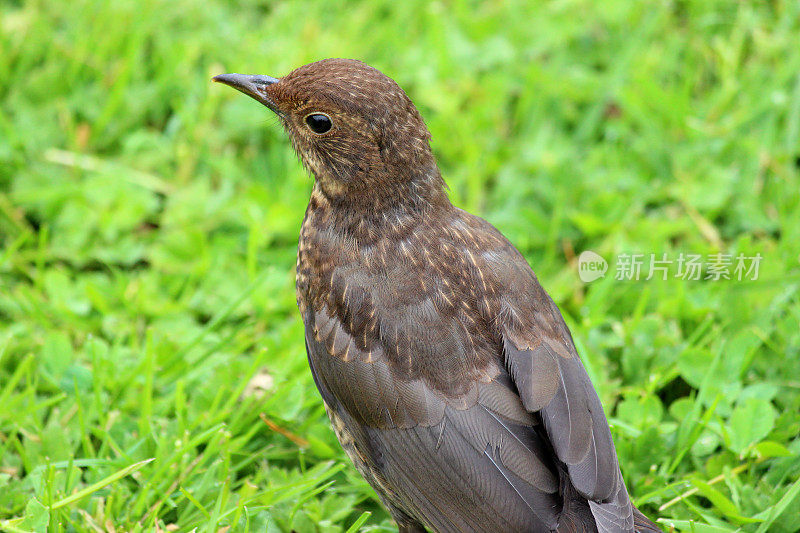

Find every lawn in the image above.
[1,0,799,531]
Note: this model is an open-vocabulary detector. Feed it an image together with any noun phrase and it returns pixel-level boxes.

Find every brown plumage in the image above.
[214,58,660,533]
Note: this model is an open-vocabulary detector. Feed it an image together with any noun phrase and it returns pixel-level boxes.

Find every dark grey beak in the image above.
[212,73,280,111]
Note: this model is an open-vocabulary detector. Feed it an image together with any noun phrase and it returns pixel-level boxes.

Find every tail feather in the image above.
[633,506,661,532]
[558,492,598,532]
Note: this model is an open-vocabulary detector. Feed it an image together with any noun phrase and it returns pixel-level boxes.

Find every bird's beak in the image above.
[213,73,281,113]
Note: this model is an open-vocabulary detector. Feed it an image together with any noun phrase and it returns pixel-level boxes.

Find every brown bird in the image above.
[214,58,659,533]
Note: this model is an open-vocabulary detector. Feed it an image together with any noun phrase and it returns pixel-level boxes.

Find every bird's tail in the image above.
[633,507,661,532]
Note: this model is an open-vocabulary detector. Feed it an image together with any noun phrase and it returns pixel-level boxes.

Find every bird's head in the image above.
[214,58,445,208]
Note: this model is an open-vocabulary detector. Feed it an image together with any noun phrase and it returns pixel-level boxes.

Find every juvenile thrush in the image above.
[214,58,659,533]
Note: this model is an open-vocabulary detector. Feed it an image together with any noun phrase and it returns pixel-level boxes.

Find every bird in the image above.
[213,58,660,533]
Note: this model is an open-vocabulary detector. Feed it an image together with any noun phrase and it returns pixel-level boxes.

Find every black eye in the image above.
[305,113,332,134]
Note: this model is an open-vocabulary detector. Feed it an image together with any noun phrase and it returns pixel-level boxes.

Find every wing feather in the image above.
[304,306,565,531]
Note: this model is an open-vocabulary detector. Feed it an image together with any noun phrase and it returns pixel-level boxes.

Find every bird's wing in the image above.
[480,235,635,531]
[304,303,566,531]
[502,313,635,532]
[503,296,621,502]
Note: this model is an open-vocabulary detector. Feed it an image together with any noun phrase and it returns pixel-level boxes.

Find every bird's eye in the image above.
[304,113,332,134]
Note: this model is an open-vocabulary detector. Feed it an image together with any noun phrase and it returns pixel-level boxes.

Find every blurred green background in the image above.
[1,0,800,531]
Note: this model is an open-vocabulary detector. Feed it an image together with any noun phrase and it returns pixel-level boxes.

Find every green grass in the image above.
[1,0,800,531]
